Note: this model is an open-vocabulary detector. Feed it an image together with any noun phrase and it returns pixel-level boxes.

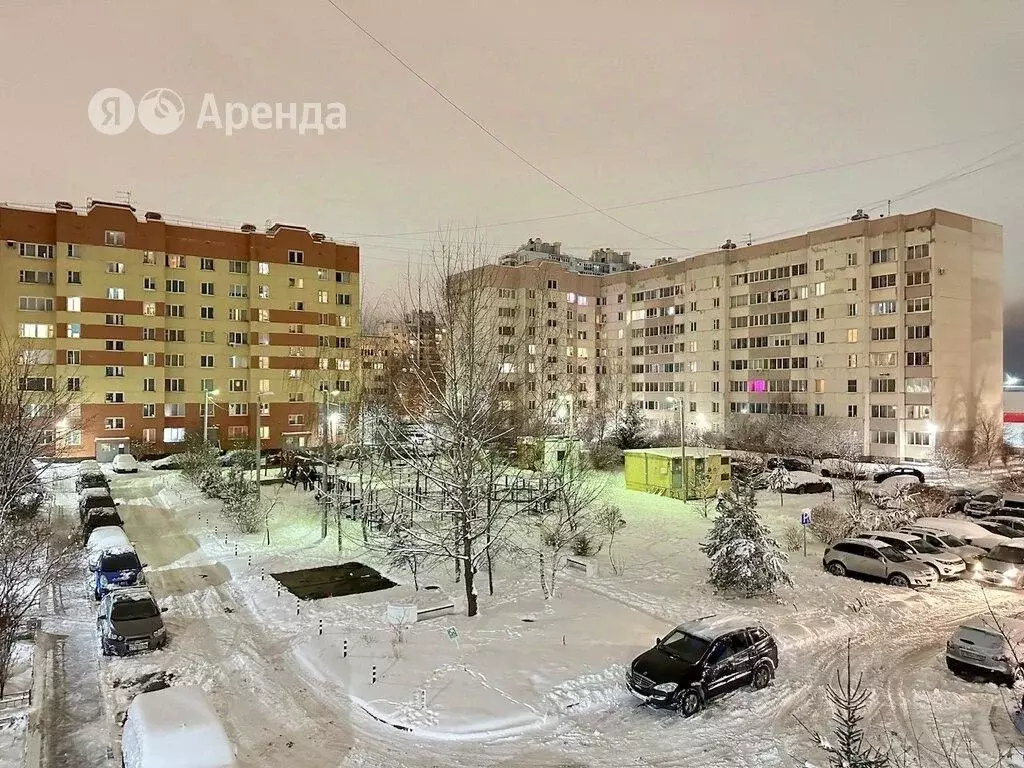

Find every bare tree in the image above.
[931,441,968,483]
[974,410,1008,474]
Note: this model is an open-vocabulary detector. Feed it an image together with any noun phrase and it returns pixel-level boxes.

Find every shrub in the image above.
[782,523,804,552]
[589,442,624,470]
[808,503,855,546]
[570,531,601,557]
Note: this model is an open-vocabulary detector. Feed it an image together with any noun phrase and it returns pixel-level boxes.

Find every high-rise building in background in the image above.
[1,199,360,460]
[471,209,1003,461]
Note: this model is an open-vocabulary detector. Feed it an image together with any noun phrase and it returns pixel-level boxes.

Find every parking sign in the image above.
[800,509,812,525]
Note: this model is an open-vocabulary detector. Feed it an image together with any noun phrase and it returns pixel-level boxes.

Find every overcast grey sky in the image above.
[2,0,1022,362]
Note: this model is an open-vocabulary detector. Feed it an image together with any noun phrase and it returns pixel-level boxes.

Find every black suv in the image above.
[767,457,812,473]
[626,618,778,716]
[873,466,925,484]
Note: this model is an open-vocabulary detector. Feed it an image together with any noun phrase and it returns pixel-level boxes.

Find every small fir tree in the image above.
[764,466,791,507]
[700,484,793,597]
[611,402,652,451]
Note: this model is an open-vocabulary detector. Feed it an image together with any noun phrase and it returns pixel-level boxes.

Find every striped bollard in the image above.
[343,639,348,658]
[318,619,323,636]
[371,665,377,684]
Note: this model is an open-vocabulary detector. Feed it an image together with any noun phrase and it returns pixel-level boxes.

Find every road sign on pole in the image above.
[800,508,811,557]
[445,626,460,649]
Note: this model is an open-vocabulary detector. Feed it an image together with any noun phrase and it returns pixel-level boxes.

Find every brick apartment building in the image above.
[470,209,1002,461]
[1,200,360,460]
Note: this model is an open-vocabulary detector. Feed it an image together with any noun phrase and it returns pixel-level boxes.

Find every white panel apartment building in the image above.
[474,209,1002,460]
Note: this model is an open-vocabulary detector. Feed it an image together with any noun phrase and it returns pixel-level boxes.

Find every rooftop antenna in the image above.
[887,199,891,216]
[742,233,752,246]
[114,189,133,206]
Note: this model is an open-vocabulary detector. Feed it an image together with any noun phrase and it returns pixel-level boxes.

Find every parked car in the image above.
[971,541,1024,588]
[752,470,832,494]
[819,458,868,480]
[823,538,937,588]
[1003,493,1024,510]
[899,526,986,564]
[976,520,1024,539]
[150,454,183,470]
[97,588,166,656]
[78,460,101,475]
[873,466,925,484]
[82,508,124,541]
[626,617,778,716]
[121,686,236,767]
[964,490,1003,518]
[767,457,812,473]
[985,516,1024,534]
[86,526,131,567]
[911,517,1010,552]
[987,506,1024,520]
[112,453,140,474]
[220,449,257,468]
[76,470,109,493]
[79,489,116,520]
[854,531,966,580]
[946,616,1024,686]
[90,547,146,600]
[945,488,977,514]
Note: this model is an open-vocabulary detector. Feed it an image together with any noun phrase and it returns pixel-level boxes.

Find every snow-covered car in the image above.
[873,466,924,484]
[854,531,966,580]
[122,685,236,767]
[78,459,101,476]
[76,470,109,493]
[911,517,1010,553]
[81,507,123,542]
[150,454,183,470]
[964,490,1002,518]
[753,470,831,494]
[823,538,937,588]
[219,449,256,468]
[946,615,1024,686]
[976,520,1024,539]
[985,516,1024,534]
[86,526,131,568]
[112,453,140,473]
[626,617,778,716]
[766,456,812,473]
[971,541,1024,589]
[899,526,986,565]
[78,488,116,520]
[97,588,165,657]
[91,546,146,600]
[818,458,868,480]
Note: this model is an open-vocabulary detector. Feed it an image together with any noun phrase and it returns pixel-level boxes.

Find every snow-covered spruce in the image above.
[700,483,793,598]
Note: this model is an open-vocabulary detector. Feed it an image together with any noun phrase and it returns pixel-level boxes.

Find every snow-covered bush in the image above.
[570,530,601,557]
[588,442,623,470]
[782,523,803,552]
[700,484,793,598]
[808,503,855,545]
[220,468,262,533]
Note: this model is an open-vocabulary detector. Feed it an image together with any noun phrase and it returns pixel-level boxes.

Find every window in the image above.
[814,379,826,393]
[200,355,214,368]
[166,304,184,318]
[103,339,125,352]
[166,254,186,269]
[165,378,185,392]
[289,301,304,311]
[229,284,247,298]
[318,290,329,303]
[143,327,157,341]
[105,365,125,377]
[815,307,825,320]
[200,257,215,271]
[142,251,156,265]
[229,403,248,417]
[143,277,156,291]
[871,378,897,393]
[906,243,929,260]
[258,285,270,299]
[19,349,54,365]
[228,308,248,322]
[870,352,897,366]
[871,301,897,315]
[286,249,304,264]
[106,287,124,300]
[166,354,184,367]
[847,379,858,393]
[870,248,896,264]
[200,379,215,394]
[104,417,126,431]
[907,297,931,313]
[163,427,186,443]
[814,257,825,271]
[815,331,825,343]
[871,404,897,419]
[20,377,53,392]
[65,271,79,284]
[200,330,215,343]
[230,260,250,274]
[200,282,215,295]
[18,323,54,338]
[19,243,55,259]
[18,296,54,311]
[906,270,930,286]
[66,349,80,365]
[229,379,248,392]
[847,404,858,417]
[104,230,125,247]
[871,326,896,341]
[814,281,826,296]
[905,377,932,394]
[907,431,932,446]
[848,353,858,367]
[104,392,125,404]
[105,313,125,325]
[228,331,248,345]
[166,329,185,342]
[847,329,858,343]
[227,426,249,440]
[143,378,155,392]
[200,306,215,320]
[287,413,304,426]
[336,293,351,305]
[258,310,270,323]
[547,279,559,290]
[67,323,81,338]
[907,325,930,339]
[907,404,932,420]
[907,351,930,366]
[66,377,81,391]
[847,303,859,317]
[106,261,125,274]
[814,403,826,416]
[870,274,897,289]
[870,430,896,445]
[141,353,155,366]
[143,302,156,316]
[164,403,185,417]
[166,279,185,293]
[847,253,858,267]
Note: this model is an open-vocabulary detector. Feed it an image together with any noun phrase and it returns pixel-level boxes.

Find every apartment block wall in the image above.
[1,201,360,459]
[469,209,1002,461]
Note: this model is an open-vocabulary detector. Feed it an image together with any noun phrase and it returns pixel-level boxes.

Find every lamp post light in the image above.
[667,396,687,497]
[255,391,273,493]
[320,388,342,538]
[203,388,220,447]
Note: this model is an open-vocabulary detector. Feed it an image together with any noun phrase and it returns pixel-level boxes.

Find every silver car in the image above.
[947,616,1024,686]
[899,526,986,565]
[971,542,1024,588]
[97,588,167,656]
[823,538,938,588]
[856,531,966,580]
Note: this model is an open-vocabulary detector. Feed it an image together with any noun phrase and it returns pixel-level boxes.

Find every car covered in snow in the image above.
[873,466,925,484]
[626,617,778,716]
[898,526,986,565]
[98,588,166,657]
[121,685,235,767]
[86,526,131,568]
[970,542,1024,588]
[911,518,1009,553]
[150,454,183,470]
[964,489,1003,518]
[976,520,1024,540]
[751,470,832,494]
[766,456,812,473]
[853,531,966,580]
[818,458,869,480]
[90,546,147,600]
[112,453,140,473]
[76,470,109,494]
[946,615,1024,686]
[822,538,937,588]
[78,487,116,520]
[81,507,124,542]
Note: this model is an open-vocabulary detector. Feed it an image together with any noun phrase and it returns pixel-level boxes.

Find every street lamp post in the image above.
[668,396,687,498]
[203,388,219,447]
[255,391,272,494]
[321,388,341,538]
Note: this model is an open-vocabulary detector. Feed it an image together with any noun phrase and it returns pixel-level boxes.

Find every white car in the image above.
[854,531,966,580]
[912,517,1009,553]
[112,454,140,473]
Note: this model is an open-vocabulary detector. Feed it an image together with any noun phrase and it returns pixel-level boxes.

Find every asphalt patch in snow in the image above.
[270,561,397,600]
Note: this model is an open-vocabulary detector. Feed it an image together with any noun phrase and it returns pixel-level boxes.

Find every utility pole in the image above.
[255,391,272,497]
[669,396,687,498]
[321,389,330,539]
[203,388,219,446]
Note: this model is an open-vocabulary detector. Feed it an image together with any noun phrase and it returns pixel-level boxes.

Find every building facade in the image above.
[499,238,637,275]
[472,209,1002,461]
[1,200,360,460]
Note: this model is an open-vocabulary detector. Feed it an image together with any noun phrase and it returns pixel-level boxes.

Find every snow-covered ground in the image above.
[32,462,1024,767]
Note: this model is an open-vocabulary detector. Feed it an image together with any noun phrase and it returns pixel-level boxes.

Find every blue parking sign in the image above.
[800,510,812,525]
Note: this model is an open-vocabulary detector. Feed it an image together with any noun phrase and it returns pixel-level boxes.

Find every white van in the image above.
[122,686,237,768]
[912,517,1009,552]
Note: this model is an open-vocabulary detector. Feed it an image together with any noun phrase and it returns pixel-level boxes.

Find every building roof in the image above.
[622,447,727,458]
